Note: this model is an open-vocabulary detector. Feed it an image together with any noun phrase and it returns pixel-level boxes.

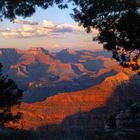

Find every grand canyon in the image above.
[0,1,139,140]
[0,47,140,139]
[0,47,114,102]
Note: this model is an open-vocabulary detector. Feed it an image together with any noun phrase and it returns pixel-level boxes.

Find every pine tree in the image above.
[71,0,140,71]
[0,64,23,126]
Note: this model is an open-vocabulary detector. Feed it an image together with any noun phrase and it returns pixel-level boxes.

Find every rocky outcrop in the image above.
[87,103,140,140]
[105,103,140,129]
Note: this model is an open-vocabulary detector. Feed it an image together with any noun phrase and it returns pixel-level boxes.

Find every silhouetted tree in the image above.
[0,0,68,20]
[0,64,23,126]
[71,0,140,71]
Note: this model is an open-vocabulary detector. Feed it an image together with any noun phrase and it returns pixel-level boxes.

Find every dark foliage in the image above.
[0,0,68,20]
[0,64,23,126]
[71,0,140,71]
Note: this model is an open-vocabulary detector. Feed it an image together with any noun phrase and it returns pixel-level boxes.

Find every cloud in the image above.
[54,23,84,33]
[0,28,11,33]
[1,26,50,38]
[0,20,97,39]
[42,20,54,28]
[14,19,38,25]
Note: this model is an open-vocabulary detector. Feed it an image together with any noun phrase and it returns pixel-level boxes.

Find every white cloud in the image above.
[42,20,54,28]
[0,20,97,39]
[1,31,19,38]
[54,23,84,32]
[14,19,38,25]
[0,28,11,33]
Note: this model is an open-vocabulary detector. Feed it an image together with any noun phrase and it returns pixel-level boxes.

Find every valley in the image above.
[0,47,115,102]
[1,48,140,139]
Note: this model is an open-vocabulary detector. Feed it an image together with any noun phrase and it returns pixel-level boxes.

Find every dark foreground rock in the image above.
[86,128,140,140]
[0,127,39,140]
[86,103,140,140]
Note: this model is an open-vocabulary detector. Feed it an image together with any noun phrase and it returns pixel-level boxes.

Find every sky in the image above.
[0,4,101,51]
